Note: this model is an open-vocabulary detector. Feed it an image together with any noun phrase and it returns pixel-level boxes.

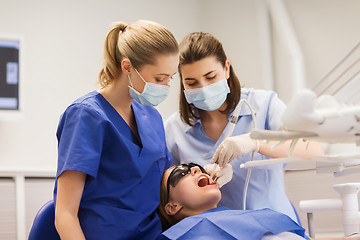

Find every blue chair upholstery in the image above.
[28,200,61,240]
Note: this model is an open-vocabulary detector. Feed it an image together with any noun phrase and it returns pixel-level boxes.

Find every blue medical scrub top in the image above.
[158,207,309,240]
[54,91,172,240]
[165,88,298,223]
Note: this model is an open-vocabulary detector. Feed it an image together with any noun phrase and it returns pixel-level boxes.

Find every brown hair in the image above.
[178,32,241,126]
[98,20,179,87]
[157,166,179,231]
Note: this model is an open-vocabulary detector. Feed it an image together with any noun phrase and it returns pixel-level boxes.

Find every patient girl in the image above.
[157,163,356,240]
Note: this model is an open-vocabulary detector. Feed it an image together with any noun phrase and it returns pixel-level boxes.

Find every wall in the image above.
[0,0,269,170]
[157,0,267,119]
[0,0,201,170]
[273,0,360,102]
[0,0,359,172]
[198,0,266,90]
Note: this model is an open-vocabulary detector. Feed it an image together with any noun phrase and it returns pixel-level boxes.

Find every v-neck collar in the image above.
[131,100,144,148]
[96,92,143,149]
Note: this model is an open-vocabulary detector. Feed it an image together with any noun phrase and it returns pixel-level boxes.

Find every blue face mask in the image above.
[184,78,230,111]
[128,69,170,107]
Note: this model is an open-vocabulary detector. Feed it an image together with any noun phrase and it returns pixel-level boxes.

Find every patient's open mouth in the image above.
[197,175,210,187]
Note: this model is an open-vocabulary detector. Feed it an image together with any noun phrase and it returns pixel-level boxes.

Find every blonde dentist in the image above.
[54,20,179,240]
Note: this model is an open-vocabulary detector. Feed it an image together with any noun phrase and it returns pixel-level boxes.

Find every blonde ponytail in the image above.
[98,20,178,87]
[98,22,128,87]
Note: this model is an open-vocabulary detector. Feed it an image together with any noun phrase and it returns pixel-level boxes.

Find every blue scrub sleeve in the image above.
[156,115,173,169]
[56,103,105,179]
[164,147,173,169]
[167,145,180,167]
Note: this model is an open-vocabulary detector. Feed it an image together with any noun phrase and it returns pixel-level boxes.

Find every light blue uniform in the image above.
[165,88,298,223]
[54,91,171,239]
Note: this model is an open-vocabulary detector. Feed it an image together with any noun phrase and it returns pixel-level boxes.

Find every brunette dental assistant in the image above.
[164,32,323,224]
[53,20,179,240]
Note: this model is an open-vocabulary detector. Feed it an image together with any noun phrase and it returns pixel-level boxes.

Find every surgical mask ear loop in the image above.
[128,68,146,88]
[128,75,134,88]
[135,68,146,84]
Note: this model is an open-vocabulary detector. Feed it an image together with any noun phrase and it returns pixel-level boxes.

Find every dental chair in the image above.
[299,182,360,238]
[28,200,61,240]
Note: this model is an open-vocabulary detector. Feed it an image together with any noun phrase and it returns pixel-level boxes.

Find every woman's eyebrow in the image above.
[203,70,215,77]
[156,71,178,76]
[184,70,216,81]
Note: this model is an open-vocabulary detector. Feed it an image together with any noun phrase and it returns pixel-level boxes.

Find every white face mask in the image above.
[128,69,170,107]
[183,78,230,111]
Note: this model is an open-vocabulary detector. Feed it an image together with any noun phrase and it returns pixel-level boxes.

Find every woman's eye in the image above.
[207,75,216,80]
[187,82,197,86]
[155,78,165,83]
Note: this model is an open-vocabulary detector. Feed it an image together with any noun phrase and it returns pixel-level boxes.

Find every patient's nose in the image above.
[191,166,201,175]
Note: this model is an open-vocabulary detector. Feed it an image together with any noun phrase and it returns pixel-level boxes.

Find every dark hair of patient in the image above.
[157,166,178,231]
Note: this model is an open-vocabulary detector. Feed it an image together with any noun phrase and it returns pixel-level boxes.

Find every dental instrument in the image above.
[209,101,242,183]
[209,99,257,210]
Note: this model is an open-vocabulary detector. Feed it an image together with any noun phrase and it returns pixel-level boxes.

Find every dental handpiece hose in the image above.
[209,100,243,182]
[209,99,257,211]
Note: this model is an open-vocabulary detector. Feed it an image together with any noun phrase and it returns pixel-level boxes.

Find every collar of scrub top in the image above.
[184,94,257,134]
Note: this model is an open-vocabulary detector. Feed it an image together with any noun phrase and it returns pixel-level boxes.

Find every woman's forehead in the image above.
[181,57,223,78]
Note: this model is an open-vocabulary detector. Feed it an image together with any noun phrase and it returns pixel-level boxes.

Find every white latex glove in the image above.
[211,133,259,168]
[204,163,233,188]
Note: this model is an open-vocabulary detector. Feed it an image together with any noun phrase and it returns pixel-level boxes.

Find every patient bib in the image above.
[159,207,309,240]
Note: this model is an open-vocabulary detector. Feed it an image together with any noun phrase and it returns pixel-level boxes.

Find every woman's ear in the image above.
[165,202,182,216]
[225,59,231,79]
[121,59,132,75]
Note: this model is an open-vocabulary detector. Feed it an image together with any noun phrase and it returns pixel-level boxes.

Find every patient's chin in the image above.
[205,190,221,206]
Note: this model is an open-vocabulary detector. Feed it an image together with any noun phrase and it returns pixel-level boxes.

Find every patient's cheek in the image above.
[177,186,194,198]
[174,182,198,202]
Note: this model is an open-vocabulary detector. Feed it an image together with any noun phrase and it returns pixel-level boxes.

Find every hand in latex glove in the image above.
[204,163,233,188]
[211,133,259,168]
